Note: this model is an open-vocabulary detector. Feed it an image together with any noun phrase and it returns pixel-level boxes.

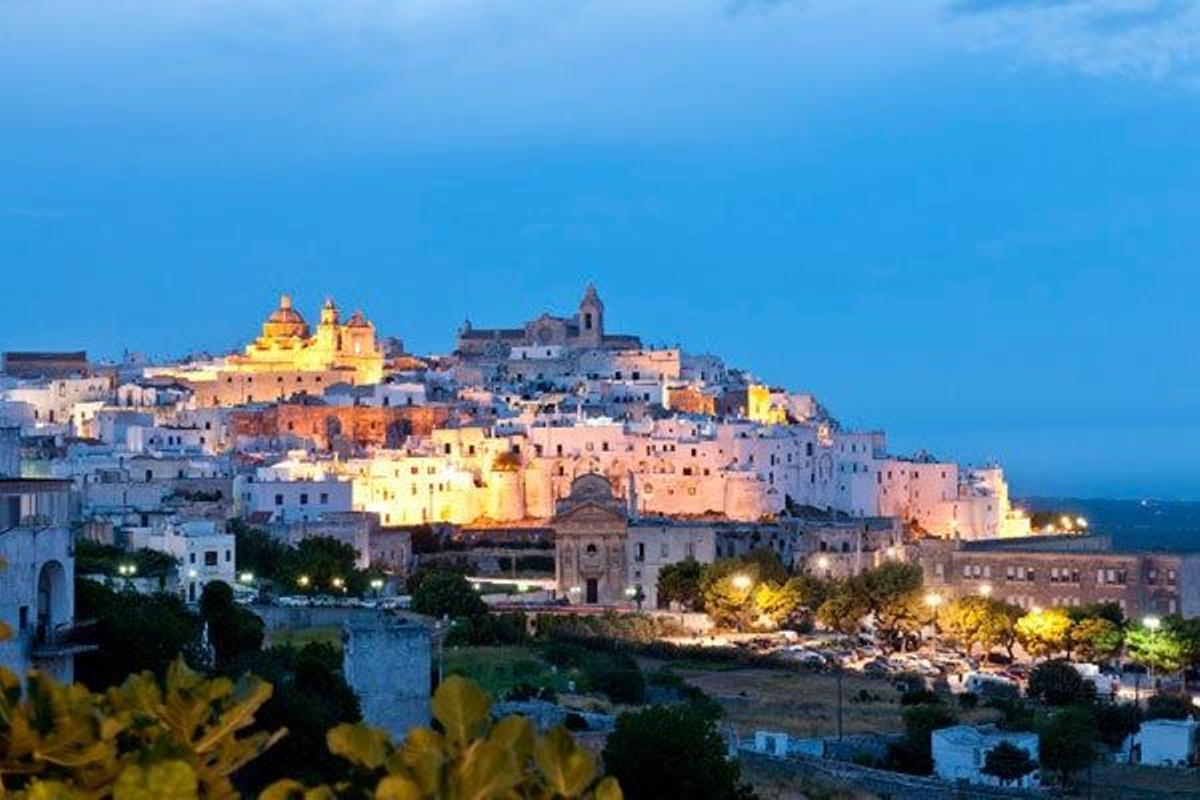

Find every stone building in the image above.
[228,401,449,451]
[342,615,431,741]
[455,285,641,358]
[915,535,1200,616]
[0,478,83,681]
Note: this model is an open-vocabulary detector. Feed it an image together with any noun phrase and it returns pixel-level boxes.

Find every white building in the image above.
[1126,719,1200,767]
[0,479,80,681]
[931,725,1040,789]
[127,519,235,604]
[234,471,354,523]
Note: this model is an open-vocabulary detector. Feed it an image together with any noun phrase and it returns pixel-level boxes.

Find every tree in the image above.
[981,741,1037,787]
[938,597,1021,658]
[700,554,797,632]
[200,580,265,666]
[816,588,870,635]
[1126,619,1188,673]
[410,569,487,619]
[1070,616,1123,663]
[1038,706,1098,785]
[657,559,704,611]
[1094,703,1142,749]
[1146,692,1195,721]
[232,520,291,582]
[1027,659,1094,706]
[1068,601,1125,627]
[888,703,958,775]
[74,579,201,690]
[281,536,363,595]
[1015,608,1074,659]
[602,703,752,800]
[229,643,363,795]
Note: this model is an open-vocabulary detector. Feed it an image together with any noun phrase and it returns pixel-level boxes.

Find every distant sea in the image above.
[1019,498,1200,553]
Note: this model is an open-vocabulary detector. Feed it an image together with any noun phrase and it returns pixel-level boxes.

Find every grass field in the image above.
[269,625,342,650]
[442,646,571,698]
[665,665,1001,738]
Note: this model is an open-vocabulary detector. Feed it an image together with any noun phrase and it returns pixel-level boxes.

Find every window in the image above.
[204,551,218,566]
[300,493,308,505]
[274,494,284,506]
[320,492,329,504]
[636,543,645,562]
[18,606,28,631]
[189,553,196,564]
[225,550,232,562]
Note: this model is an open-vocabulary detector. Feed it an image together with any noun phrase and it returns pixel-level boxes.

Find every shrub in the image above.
[1027,659,1095,706]
[958,692,979,710]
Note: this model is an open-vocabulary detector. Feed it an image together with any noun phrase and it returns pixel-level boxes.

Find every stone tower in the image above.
[342,615,432,741]
[577,284,604,349]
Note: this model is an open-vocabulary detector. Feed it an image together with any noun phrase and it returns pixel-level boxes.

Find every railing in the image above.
[30,619,99,658]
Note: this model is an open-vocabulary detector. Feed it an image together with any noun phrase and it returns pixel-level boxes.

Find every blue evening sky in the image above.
[1,1,1198,500]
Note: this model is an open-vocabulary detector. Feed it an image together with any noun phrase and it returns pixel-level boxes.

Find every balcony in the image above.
[30,620,99,658]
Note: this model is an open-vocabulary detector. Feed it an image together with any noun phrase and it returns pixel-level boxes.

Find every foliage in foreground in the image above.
[265,675,622,800]
[0,658,282,799]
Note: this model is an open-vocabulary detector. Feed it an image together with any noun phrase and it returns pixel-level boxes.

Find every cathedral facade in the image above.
[455,285,641,358]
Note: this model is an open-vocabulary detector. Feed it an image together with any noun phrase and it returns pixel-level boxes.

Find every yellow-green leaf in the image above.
[327,723,392,770]
[400,727,447,793]
[594,776,623,800]
[535,727,596,798]
[24,780,81,800]
[113,760,198,800]
[259,779,308,800]
[457,740,524,800]
[375,774,423,800]
[487,714,534,760]
[431,676,490,747]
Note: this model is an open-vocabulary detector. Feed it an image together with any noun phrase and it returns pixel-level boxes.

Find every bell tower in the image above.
[577,283,604,349]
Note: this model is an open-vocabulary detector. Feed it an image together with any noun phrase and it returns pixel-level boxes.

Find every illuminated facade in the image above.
[226,295,384,384]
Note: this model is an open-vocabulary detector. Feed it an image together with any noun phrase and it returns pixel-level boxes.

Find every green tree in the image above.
[938,596,1021,658]
[231,519,291,583]
[1038,706,1098,786]
[74,579,201,690]
[815,588,870,635]
[657,558,705,611]
[1069,616,1123,663]
[1068,601,1125,627]
[1015,608,1074,659]
[410,569,487,619]
[1126,618,1188,673]
[981,741,1037,787]
[281,535,364,595]
[1094,703,1142,748]
[200,580,265,667]
[602,704,752,800]
[700,557,776,631]
[228,643,363,795]
[1146,692,1195,721]
[888,703,958,775]
[1027,659,1095,706]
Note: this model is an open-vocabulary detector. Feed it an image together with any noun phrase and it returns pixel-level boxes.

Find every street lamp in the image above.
[732,573,752,591]
[297,574,311,589]
[238,571,254,584]
[816,556,830,571]
[369,578,384,596]
[978,583,993,598]
[331,577,346,593]
[924,592,943,609]
[1143,615,1161,631]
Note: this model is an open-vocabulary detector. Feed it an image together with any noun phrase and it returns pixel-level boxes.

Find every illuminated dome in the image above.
[347,310,370,328]
[262,294,309,338]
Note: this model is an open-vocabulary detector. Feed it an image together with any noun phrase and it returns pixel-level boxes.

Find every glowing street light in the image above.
[117,563,138,577]
[369,578,384,591]
[238,571,255,584]
[1076,517,1089,529]
[924,592,943,609]
[297,575,311,588]
[1143,615,1162,632]
[731,574,752,591]
[816,556,830,570]
[331,577,346,592]
[978,583,993,598]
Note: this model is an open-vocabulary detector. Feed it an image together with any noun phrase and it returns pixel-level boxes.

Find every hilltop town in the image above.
[2,287,1199,798]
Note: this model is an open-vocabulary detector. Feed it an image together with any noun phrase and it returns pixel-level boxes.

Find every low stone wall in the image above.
[739,752,1043,800]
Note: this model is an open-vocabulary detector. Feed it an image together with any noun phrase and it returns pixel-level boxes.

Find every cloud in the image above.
[945,0,1200,83]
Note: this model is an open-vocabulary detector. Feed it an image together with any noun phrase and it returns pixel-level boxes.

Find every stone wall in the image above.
[739,752,1042,800]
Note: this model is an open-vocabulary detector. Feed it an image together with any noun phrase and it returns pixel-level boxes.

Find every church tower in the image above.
[577,283,604,349]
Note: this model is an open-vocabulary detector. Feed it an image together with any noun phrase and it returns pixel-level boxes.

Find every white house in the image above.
[234,472,353,523]
[931,725,1040,789]
[1126,719,1200,767]
[0,479,80,682]
[127,519,235,604]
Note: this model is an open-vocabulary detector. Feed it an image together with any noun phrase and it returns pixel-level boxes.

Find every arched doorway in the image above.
[36,560,69,643]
